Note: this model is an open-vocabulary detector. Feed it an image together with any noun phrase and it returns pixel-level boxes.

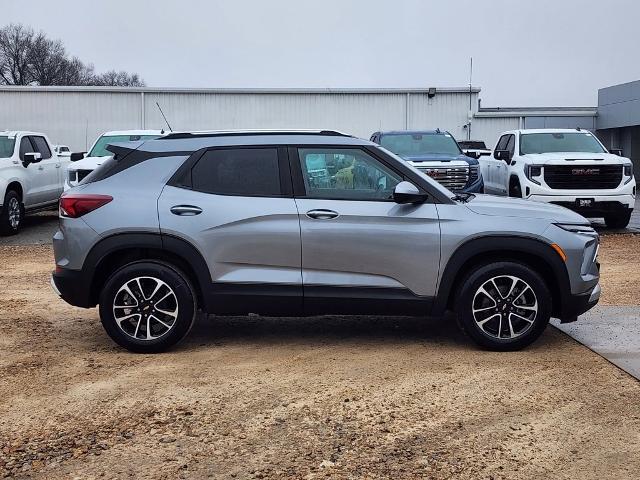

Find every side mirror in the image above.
[463,150,480,159]
[393,181,428,204]
[70,152,87,162]
[494,149,511,161]
[609,148,623,156]
[23,152,42,166]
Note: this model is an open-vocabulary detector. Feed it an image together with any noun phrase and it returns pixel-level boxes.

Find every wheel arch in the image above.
[85,233,212,310]
[4,180,23,201]
[433,236,570,318]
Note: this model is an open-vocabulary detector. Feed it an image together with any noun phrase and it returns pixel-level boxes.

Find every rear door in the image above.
[291,146,441,315]
[157,146,302,315]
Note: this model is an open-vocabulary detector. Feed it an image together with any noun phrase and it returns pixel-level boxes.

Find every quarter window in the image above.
[191,148,281,196]
[298,148,402,200]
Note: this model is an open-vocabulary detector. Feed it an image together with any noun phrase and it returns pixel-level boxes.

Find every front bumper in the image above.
[559,283,600,323]
[461,177,484,194]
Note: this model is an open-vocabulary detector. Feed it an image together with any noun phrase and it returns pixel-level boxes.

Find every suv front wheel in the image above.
[99,261,197,353]
[456,262,551,351]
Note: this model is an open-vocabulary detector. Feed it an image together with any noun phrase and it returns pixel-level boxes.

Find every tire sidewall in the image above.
[457,262,551,351]
[99,261,196,353]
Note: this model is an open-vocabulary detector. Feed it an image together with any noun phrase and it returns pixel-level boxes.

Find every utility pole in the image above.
[468,57,473,141]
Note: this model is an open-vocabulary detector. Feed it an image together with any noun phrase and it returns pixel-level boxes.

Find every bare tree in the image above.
[0,24,35,85]
[0,23,145,87]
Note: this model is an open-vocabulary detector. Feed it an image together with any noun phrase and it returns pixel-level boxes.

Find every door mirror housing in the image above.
[494,149,511,161]
[23,152,42,166]
[393,181,428,204]
[70,152,87,162]
[609,148,623,156]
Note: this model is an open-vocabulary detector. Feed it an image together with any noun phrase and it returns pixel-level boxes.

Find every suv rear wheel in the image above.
[0,189,23,235]
[99,261,197,353]
[604,210,632,229]
[456,262,551,351]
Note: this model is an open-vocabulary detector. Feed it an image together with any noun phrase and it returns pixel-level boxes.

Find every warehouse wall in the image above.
[0,87,480,152]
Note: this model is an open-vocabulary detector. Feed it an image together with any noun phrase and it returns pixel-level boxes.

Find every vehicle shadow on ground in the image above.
[169,313,566,352]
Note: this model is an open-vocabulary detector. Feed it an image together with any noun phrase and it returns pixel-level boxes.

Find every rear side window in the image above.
[31,136,52,159]
[191,148,281,196]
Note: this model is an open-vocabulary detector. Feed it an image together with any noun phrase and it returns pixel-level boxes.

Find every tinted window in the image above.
[298,148,402,200]
[31,136,52,159]
[495,135,509,151]
[191,148,281,196]
[505,135,515,155]
[19,137,34,160]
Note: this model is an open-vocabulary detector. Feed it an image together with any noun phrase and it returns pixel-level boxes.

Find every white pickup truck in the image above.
[0,131,69,235]
[482,129,636,228]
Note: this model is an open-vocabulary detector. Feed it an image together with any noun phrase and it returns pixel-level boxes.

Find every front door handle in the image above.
[170,205,203,216]
[306,209,339,220]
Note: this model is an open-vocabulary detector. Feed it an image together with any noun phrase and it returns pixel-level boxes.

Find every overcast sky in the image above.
[4,0,639,107]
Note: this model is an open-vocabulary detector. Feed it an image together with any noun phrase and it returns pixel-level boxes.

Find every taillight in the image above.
[59,193,113,218]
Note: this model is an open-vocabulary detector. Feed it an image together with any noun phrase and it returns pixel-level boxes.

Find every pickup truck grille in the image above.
[415,165,469,191]
[544,165,622,190]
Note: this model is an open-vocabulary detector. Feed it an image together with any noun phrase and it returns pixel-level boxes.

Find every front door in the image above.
[292,146,441,315]
[30,136,60,202]
[158,147,302,315]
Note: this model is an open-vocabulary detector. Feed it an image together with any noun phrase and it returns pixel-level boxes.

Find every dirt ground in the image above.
[1,236,639,479]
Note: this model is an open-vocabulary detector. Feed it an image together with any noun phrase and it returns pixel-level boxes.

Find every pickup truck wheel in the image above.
[0,190,23,236]
[455,262,551,351]
[99,261,197,353]
[508,177,522,198]
[604,210,632,229]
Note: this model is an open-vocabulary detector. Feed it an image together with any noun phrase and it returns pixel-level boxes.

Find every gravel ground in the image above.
[1,238,639,479]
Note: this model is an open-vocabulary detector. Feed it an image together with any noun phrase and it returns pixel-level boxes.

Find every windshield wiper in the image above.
[452,192,475,203]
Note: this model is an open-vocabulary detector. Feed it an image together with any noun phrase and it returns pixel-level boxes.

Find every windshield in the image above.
[380,132,462,157]
[88,134,160,157]
[520,132,606,155]
[0,136,16,158]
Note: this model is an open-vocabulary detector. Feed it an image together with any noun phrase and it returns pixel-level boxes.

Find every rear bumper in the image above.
[559,283,600,323]
[51,268,95,308]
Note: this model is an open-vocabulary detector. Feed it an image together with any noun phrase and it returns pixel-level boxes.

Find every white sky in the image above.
[3,0,639,107]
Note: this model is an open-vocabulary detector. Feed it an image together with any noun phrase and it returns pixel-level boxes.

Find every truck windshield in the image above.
[380,133,461,157]
[0,136,16,158]
[88,134,160,157]
[520,132,606,154]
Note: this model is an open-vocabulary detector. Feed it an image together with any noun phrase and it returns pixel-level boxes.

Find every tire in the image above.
[99,261,197,353]
[604,210,632,229]
[455,262,551,351]
[508,177,522,198]
[0,189,23,236]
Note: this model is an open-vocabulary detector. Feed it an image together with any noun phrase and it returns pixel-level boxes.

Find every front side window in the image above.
[191,148,281,196]
[88,134,160,157]
[31,136,52,159]
[298,148,402,200]
[505,135,515,156]
[19,137,33,160]
[520,132,606,155]
[379,132,461,157]
[0,136,16,158]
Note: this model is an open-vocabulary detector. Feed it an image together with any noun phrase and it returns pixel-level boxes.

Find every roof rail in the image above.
[160,129,352,140]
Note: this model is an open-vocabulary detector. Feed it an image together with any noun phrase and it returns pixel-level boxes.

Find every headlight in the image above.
[554,223,597,234]
[468,165,480,183]
[624,164,633,176]
[68,170,77,183]
[525,165,543,185]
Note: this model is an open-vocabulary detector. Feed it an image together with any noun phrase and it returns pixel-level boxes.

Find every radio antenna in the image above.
[156,102,173,132]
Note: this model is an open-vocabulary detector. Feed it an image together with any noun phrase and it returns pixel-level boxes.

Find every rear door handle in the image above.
[170,205,203,216]
[306,209,339,220]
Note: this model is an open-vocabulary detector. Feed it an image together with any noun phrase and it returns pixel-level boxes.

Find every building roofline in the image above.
[475,106,597,118]
[0,85,481,95]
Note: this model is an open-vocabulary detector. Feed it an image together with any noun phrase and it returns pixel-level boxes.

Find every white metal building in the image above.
[0,86,482,151]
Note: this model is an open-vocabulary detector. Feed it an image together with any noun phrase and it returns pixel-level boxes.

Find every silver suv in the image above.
[51,130,600,353]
